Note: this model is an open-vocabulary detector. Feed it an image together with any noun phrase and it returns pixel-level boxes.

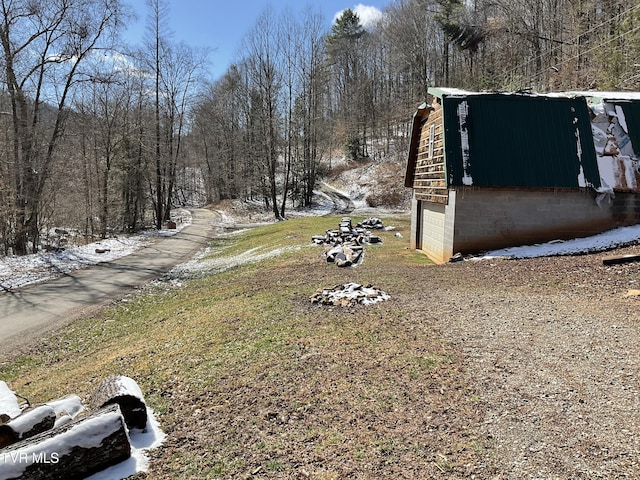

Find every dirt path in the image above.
[318,182,355,214]
[0,208,220,357]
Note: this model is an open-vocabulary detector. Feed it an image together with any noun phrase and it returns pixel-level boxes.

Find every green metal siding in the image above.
[441,94,601,189]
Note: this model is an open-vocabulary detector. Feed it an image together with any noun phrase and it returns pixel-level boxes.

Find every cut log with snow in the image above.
[0,404,131,480]
[0,405,56,449]
[90,376,147,430]
[45,395,84,428]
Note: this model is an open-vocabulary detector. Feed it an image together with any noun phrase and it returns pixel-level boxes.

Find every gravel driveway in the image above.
[413,246,640,478]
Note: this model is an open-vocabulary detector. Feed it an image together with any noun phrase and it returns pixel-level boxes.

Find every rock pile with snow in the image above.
[310,282,390,307]
[355,217,386,230]
[312,217,383,247]
[312,217,385,268]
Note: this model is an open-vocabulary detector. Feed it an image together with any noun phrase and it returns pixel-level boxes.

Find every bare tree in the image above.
[144,0,171,229]
[242,8,284,220]
[158,42,208,218]
[0,0,125,254]
[292,8,329,208]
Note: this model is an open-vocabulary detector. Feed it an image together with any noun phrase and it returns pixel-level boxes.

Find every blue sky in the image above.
[125,1,388,79]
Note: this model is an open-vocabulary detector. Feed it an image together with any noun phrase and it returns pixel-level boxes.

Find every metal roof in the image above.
[436,91,601,189]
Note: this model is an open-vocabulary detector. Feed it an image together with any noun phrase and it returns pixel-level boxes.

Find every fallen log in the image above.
[0,404,131,480]
[602,253,640,266]
[0,406,56,449]
[90,376,147,430]
[45,395,84,428]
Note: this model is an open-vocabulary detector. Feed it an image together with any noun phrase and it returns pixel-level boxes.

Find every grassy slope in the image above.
[0,215,485,479]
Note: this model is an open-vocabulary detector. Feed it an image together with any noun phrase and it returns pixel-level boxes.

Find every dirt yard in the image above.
[5,214,639,479]
[400,246,640,478]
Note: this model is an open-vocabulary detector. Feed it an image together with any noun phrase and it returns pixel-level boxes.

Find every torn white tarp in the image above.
[591,101,640,191]
[457,101,473,186]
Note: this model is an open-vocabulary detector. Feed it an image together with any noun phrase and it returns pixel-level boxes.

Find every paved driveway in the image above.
[0,209,219,357]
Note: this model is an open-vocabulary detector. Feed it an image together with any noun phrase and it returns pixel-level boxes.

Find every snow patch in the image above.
[479,224,640,259]
[167,245,304,280]
[0,212,191,291]
[85,407,165,480]
[0,382,21,419]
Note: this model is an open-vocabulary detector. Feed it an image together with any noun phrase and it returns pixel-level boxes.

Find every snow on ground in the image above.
[85,408,165,480]
[478,224,640,259]
[0,211,192,291]
[166,244,306,282]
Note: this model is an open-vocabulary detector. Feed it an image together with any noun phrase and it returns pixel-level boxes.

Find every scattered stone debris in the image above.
[310,282,390,307]
[356,217,385,230]
[449,252,465,262]
[312,217,385,267]
[324,244,364,267]
[312,217,382,247]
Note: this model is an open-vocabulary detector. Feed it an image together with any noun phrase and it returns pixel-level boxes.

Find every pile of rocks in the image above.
[311,217,382,247]
[356,217,386,230]
[312,217,382,268]
[310,282,390,307]
[324,244,364,268]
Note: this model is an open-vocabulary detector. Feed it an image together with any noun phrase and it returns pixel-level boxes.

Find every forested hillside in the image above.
[0,0,637,256]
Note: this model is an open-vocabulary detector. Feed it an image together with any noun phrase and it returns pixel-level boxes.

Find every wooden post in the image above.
[602,253,640,265]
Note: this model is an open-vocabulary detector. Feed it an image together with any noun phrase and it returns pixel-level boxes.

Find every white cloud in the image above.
[334,4,384,30]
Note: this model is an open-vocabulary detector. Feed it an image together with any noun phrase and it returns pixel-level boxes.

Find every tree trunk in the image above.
[0,406,56,448]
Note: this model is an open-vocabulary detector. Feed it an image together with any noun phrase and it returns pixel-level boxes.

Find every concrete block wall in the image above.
[451,188,629,254]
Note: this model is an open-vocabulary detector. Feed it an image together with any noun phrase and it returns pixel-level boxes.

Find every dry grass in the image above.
[2,215,484,478]
[5,215,637,478]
